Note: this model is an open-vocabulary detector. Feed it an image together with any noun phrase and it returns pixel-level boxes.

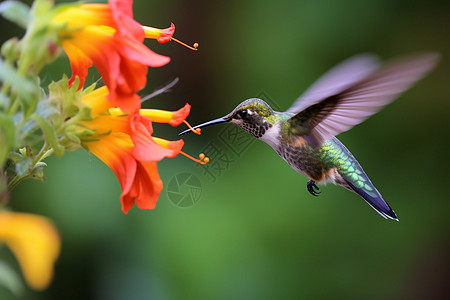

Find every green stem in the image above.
[1,82,11,96]
[35,144,54,162]
[1,57,14,96]
[6,93,19,115]
[7,174,26,191]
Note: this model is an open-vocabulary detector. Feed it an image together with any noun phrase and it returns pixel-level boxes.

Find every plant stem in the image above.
[6,93,19,115]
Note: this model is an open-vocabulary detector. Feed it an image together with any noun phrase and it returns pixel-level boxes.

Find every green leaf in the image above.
[30,161,46,182]
[1,37,20,62]
[77,106,94,122]
[18,147,27,157]
[0,174,8,204]
[30,0,54,18]
[14,155,32,177]
[30,114,64,157]
[0,0,30,29]
[0,58,39,116]
[0,58,35,94]
[7,152,22,164]
[0,114,15,147]
[0,113,16,166]
[16,0,62,75]
[0,93,9,109]
[82,81,97,96]
[0,260,24,296]
[48,75,84,119]
[36,101,58,120]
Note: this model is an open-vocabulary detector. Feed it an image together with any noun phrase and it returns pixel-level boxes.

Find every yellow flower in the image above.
[0,211,60,290]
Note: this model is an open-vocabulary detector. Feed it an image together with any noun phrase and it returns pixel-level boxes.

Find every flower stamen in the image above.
[170,37,199,51]
[180,151,209,165]
[183,120,201,135]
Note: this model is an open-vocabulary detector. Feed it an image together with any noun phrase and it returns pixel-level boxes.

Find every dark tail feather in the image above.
[327,137,398,220]
[344,179,398,221]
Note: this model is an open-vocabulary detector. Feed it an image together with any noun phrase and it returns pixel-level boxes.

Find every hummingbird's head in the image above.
[226,98,275,138]
[178,98,275,138]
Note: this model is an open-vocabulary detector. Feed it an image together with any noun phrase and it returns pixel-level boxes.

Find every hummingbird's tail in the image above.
[343,176,398,221]
[329,138,398,220]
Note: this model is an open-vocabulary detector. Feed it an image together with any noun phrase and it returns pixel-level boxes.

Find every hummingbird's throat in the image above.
[236,120,271,139]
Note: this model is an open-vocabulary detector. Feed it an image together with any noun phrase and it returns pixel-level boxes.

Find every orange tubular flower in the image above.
[81,86,204,213]
[53,0,175,114]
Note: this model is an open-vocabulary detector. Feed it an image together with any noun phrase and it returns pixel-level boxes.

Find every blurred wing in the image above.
[286,54,381,114]
[288,53,439,148]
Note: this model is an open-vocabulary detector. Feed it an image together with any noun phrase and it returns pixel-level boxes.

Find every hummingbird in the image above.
[179,53,439,220]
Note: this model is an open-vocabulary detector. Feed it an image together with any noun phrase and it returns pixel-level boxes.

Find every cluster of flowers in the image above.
[0,0,205,291]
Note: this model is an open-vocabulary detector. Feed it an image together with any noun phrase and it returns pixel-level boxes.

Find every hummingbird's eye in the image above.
[238,109,248,118]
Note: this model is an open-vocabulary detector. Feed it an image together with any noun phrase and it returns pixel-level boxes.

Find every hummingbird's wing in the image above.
[286,54,381,115]
[287,53,439,148]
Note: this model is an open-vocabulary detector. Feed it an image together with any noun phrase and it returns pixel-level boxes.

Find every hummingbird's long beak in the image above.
[178,117,230,136]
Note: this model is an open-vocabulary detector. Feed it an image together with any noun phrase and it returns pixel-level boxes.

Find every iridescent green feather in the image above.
[319,138,378,197]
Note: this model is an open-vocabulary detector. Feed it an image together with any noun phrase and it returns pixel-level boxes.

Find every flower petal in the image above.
[86,132,167,213]
[123,161,163,211]
[86,133,137,212]
[53,4,114,29]
[81,86,112,115]
[143,23,175,43]
[130,113,183,161]
[55,0,171,113]
[0,212,60,290]
[139,103,191,126]
[152,137,184,158]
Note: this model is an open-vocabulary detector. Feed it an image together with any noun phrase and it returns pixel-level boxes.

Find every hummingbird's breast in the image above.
[277,136,361,188]
[259,120,327,181]
[278,137,329,181]
[258,117,346,183]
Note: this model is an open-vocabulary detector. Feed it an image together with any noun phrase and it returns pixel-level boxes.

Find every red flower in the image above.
[81,86,205,213]
[54,0,175,114]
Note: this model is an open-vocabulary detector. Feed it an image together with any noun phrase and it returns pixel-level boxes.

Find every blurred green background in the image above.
[1,0,450,299]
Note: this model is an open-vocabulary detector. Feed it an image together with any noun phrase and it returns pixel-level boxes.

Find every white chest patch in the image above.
[259,122,281,150]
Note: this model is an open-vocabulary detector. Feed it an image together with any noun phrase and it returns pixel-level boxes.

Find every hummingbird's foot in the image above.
[307,180,321,196]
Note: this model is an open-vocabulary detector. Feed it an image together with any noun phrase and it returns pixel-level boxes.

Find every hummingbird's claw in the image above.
[307,180,321,196]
